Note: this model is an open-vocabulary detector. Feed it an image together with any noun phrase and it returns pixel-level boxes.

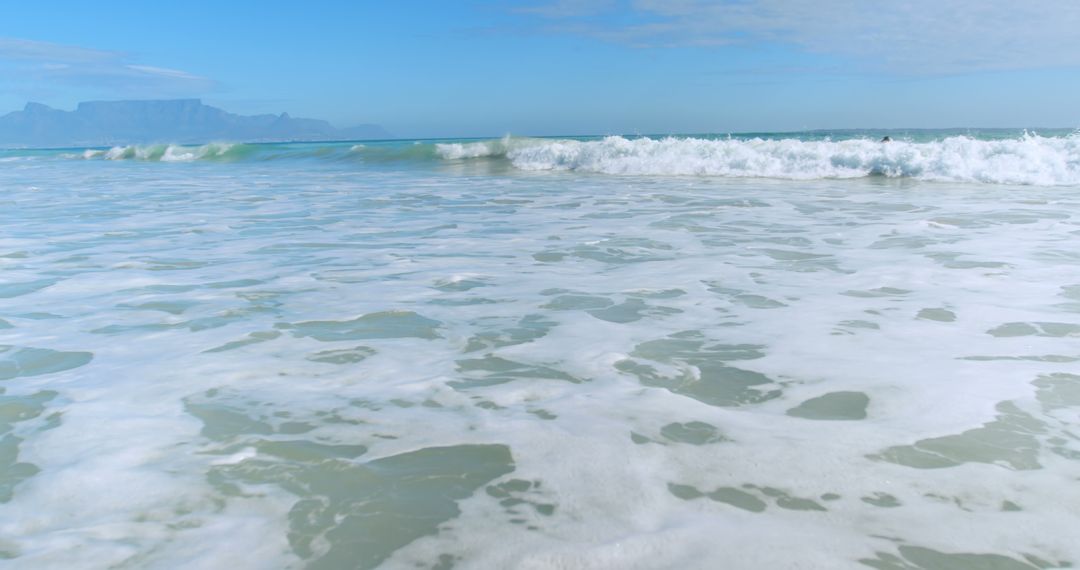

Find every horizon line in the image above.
[3,126,1078,152]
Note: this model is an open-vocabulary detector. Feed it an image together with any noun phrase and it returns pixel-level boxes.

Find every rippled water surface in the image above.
[1,156,1079,569]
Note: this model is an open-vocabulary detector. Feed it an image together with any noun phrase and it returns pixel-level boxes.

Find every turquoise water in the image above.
[1,133,1079,568]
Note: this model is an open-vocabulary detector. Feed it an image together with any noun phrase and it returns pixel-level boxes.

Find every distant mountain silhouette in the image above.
[0,99,391,147]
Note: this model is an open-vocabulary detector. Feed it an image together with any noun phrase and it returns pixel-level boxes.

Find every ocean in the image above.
[1,131,1078,569]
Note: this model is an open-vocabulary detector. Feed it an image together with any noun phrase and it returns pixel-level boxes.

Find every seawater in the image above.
[1,132,1079,569]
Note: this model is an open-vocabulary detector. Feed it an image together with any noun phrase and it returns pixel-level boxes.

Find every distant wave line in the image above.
[6,132,1078,185]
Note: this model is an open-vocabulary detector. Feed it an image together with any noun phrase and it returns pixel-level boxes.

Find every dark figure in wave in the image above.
[880,136,892,143]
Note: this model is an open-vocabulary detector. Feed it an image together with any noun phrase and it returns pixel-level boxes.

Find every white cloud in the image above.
[0,37,116,63]
[0,37,213,95]
[524,0,1080,73]
[125,64,206,81]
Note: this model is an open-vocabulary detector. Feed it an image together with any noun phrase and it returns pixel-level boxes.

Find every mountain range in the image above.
[0,99,391,148]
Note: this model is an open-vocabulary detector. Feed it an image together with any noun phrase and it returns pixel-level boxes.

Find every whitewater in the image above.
[1,130,1078,569]
[4,130,1079,185]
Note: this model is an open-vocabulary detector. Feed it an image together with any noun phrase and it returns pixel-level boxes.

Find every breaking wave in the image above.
[437,134,1080,186]
[434,136,550,160]
[77,143,251,162]
[20,132,1080,185]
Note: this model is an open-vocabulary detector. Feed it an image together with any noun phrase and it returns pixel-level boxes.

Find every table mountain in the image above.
[0,99,391,147]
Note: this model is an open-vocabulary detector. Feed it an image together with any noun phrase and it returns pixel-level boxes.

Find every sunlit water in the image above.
[1,138,1079,569]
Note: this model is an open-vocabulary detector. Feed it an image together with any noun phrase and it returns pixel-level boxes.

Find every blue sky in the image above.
[2,0,1079,137]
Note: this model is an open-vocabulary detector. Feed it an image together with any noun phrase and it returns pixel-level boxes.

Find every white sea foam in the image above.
[2,157,1079,568]
[492,134,1080,185]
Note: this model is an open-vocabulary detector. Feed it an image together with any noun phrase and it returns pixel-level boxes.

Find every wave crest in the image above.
[79,143,246,162]
[39,133,1080,185]
[435,136,548,160]
[496,135,1080,185]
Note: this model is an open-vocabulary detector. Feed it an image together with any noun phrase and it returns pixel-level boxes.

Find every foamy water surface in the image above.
[1,138,1079,569]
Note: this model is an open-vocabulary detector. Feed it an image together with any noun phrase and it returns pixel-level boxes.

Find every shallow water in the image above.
[1,152,1079,569]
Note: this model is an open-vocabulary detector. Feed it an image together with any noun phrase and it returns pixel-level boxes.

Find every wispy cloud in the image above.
[0,37,214,98]
[124,64,207,82]
[0,37,117,63]
[518,0,1080,73]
